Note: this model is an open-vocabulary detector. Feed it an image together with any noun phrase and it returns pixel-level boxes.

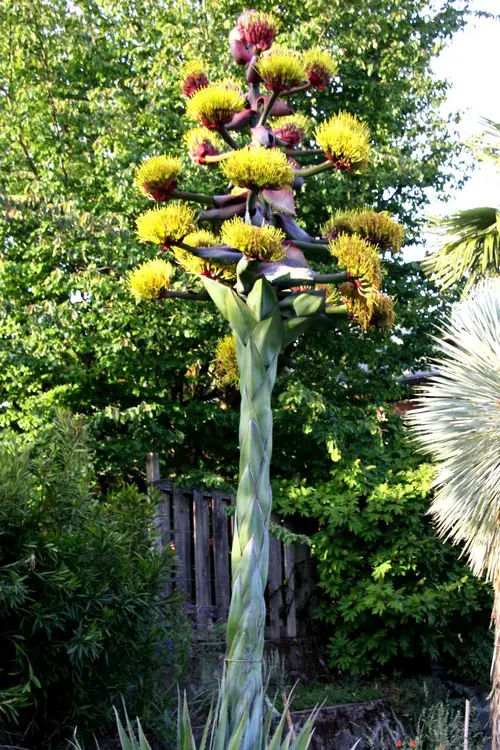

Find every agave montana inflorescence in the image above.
[124,7,404,749]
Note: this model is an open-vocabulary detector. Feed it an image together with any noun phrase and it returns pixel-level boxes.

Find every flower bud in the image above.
[236,10,278,52]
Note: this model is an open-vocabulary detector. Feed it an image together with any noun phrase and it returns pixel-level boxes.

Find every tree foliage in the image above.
[0,412,186,747]
[0,0,470,481]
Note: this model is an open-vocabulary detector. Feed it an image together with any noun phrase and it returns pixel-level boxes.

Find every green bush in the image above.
[275,414,493,680]
[0,412,187,748]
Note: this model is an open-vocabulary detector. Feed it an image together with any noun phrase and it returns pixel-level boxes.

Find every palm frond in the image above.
[473,117,500,167]
[408,279,500,581]
[423,207,500,294]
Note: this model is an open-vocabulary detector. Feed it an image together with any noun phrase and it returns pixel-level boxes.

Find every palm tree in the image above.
[408,279,500,747]
[423,119,500,295]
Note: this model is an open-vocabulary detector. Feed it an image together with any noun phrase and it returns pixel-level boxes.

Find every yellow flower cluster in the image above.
[256,46,306,92]
[183,230,219,248]
[323,209,404,252]
[370,293,395,329]
[184,127,224,154]
[302,47,337,89]
[214,334,240,388]
[338,281,371,329]
[221,217,286,261]
[315,284,341,305]
[271,114,312,146]
[129,259,173,301]
[136,202,197,247]
[172,248,235,281]
[134,155,182,201]
[180,59,208,81]
[329,233,382,297]
[315,112,370,170]
[222,146,294,190]
[179,59,209,97]
[339,284,394,330]
[186,83,245,129]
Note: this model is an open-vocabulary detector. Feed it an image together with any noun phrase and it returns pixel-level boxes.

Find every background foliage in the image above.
[0,412,186,748]
[0,0,492,692]
[0,0,470,482]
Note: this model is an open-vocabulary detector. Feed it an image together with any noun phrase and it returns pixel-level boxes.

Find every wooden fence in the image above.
[147,454,314,640]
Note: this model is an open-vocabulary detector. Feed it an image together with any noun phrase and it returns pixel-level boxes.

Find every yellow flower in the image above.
[184,127,225,165]
[315,112,371,171]
[134,155,182,201]
[338,281,373,330]
[221,217,286,261]
[172,248,235,281]
[186,83,245,129]
[256,46,306,93]
[136,202,197,247]
[183,230,219,248]
[179,59,209,97]
[329,233,382,298]
[303,47,337,90]
[128,259,173,301]
[222,146,294,190]
[315,284,341,305]
[370,293,395,329]
[339,285,394,330]
[214,334,239,388]
[322,209,404,252]
[271,114,312,147]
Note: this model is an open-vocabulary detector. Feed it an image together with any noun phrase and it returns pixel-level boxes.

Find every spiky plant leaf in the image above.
[408,279,500,581]
[177,689,197,750]
[423,207,500,294]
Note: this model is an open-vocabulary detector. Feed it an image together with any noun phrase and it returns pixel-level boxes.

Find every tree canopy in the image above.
[0,0,471,481]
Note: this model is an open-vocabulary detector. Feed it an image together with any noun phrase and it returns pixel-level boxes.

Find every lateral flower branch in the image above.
[126,8,403,749]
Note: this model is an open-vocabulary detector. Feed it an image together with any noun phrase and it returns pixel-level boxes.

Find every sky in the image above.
[407,0,500,260]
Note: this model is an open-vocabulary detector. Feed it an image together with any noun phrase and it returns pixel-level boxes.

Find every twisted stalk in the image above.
[203,276,283,749]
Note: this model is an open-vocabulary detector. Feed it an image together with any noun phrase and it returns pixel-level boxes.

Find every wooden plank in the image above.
[212,494,231,620]
[267,533,282,641]
[146,452,160,483]
[158,491,172,548]
[284,544,297,638]
[294,544,309,636]
[193,491,211,629]
[173,489,192,599]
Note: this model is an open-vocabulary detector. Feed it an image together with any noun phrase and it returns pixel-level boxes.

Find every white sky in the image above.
[407,0,500,260]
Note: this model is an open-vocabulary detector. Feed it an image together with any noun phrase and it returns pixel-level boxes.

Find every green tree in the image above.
[0,0,471,482]
[272,260,493,677]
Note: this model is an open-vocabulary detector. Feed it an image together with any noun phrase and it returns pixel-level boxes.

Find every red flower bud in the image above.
[236,10,277,51]
[182,71,209,98]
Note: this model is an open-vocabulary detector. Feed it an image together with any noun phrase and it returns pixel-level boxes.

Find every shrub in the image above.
[0,412,187,747]
[275,414,493,679]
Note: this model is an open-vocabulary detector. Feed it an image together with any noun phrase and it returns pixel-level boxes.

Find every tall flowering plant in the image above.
[128,9,403,749]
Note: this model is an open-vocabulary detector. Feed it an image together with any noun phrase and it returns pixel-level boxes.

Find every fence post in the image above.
[146,452,160,483]
[193,490,211,631]
[267,534,282,640]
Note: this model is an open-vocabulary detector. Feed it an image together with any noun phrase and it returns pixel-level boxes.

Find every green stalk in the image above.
[294,160,333,177]
[203,277,283,750]
[170,190,215,205]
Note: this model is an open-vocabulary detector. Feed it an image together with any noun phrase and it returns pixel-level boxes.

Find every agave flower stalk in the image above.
[125,9,404,748]
[202,276,283,747]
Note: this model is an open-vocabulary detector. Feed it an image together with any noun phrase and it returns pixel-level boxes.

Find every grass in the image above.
[278,675,448,718]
